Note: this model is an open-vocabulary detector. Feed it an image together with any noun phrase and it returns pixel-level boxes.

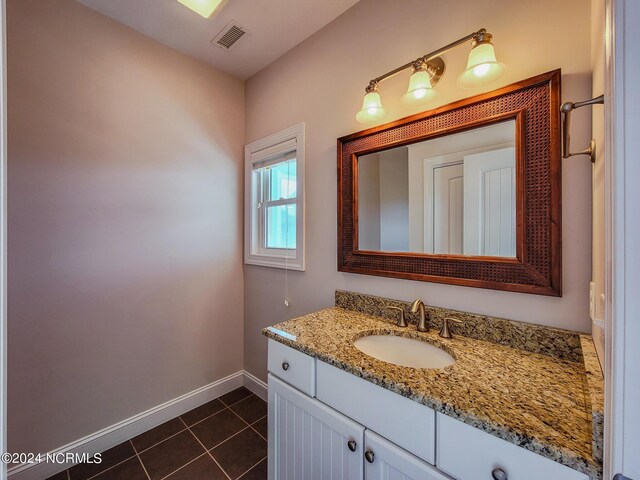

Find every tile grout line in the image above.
[130,439,152,480]
[226,404,268,442]
[156,452,208,480]
[183,406,229,429]
[221,396,268,475]
[134,426,189,455]
[235,455,268,480]
[218,392,256,409]
[84,453,138,480]
[134,396,247,456]
[112,393,258,457]
[178,416,233,480]
[206,425,252,452]
[66,390,259,480]
[249,414,268,442]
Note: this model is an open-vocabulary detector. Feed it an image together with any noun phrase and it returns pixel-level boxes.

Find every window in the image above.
[245,123,305,270]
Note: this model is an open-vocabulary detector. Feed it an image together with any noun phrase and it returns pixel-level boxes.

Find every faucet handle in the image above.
[384,305,408,327]
[439,317,462,339]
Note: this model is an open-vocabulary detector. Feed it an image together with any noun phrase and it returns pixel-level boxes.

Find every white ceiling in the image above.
[76,0,360,80]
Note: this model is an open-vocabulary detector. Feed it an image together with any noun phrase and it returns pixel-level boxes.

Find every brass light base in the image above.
[424,57,446,87]
[472,30,492,48]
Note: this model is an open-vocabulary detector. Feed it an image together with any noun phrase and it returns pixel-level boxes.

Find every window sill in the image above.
[245,254,305,271]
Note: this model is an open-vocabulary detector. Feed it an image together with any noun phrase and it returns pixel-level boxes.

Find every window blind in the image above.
[251,138,297,170]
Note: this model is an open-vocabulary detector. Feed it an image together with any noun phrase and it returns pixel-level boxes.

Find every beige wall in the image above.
[7,0,244,455]
[379,148,409,251]
[357,153,381,250]
[244,0,594,381]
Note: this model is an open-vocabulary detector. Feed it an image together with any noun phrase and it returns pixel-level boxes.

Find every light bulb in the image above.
[457,36,505,89]
[472,63,491,77]
[402,69,436,105]
[413,89,427,99]
[356,89,386,124]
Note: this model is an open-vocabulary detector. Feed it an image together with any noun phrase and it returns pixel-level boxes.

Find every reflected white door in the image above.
[463,147,516,257]
[432,163,464,254]
[423,158,464,254]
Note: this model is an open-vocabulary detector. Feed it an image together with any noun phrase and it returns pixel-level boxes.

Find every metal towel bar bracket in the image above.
[561,94,604,163]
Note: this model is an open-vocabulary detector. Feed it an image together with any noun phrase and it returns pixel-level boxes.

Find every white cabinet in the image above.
[268,338,316,396]
[269,374,364,480]
[364,430,452,480]
[316,360,436,464]
[267,341,591,480]
[436,413,589,480]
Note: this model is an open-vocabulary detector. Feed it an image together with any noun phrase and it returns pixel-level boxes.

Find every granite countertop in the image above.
[263,306,603,479]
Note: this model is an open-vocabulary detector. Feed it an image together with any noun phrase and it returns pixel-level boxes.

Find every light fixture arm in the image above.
[365,28,487,90]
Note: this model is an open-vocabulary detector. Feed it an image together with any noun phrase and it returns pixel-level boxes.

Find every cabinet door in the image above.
[269,374,364,480]
[364,430,451,480]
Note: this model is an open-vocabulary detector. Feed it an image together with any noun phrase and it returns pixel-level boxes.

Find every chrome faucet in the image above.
[410,299,429,332]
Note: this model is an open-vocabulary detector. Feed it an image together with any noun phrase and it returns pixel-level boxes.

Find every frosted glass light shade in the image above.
[457,42,505,89]
[177,0,227,18]
[356,91,387,123]
[402,70,436,104]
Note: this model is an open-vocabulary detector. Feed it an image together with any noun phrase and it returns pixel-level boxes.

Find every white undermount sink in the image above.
[353,335,455,369]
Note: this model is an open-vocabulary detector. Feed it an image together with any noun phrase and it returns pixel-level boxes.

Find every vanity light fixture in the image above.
[356,28,506,124]
[457,31,506,88]
[177,0,228,19]
[401,58,443,105]
[355,83,387,124]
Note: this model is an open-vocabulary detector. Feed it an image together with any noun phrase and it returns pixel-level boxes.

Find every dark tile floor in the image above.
[47,387,267,480]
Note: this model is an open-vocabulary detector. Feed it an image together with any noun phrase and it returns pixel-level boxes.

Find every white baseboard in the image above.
[243,370,267,401]
[7,371,246,480]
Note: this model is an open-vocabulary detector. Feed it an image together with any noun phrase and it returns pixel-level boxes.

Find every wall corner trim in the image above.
[7,371,248,480]
[243,370,268,401]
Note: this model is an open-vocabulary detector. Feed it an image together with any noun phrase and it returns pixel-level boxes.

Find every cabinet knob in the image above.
[491,468,508,480]
[364,450,375,463]
[347,440,357,452]
[281,361,289,371]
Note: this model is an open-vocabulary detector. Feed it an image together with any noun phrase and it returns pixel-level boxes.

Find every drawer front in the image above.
[316,360,436,465]
[436,413,589,480]
[267,339,316,396]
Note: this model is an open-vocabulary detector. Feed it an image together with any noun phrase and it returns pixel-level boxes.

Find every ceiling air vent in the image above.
[211,20,246,51]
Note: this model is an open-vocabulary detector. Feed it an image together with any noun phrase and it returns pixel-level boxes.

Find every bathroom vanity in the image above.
[263,292,603,480]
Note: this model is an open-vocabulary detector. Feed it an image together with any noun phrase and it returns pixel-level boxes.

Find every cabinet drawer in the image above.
[316,360,436,465]
[267,339,316,396]
[436,413,589,480]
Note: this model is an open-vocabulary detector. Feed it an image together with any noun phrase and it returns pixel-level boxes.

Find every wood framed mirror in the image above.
[337,70,561,296]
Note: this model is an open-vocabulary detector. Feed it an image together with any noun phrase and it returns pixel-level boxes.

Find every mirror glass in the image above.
[357,120,516,257]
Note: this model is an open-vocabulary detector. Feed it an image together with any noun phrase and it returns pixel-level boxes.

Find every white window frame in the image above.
[245,123,305,270]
